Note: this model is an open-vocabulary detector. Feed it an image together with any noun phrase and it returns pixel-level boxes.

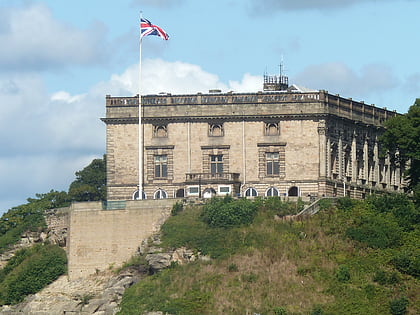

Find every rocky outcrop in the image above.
[0,266,147,315]
[139,234,210,273]
[0,228,205,314]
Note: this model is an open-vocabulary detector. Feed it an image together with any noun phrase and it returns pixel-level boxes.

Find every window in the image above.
[209,123,224,137]
[266,152,279,175]
[154,155,167,178]
[154,189,167,199]
[210,154,223,175]
[288,186,299,197]
[265,122,279,136]
[153,125,167,137]
[218,185,231,195]
[187,186,199,196]
[266,187,279,197]
[133,190,147,200]
[245,188,258,197]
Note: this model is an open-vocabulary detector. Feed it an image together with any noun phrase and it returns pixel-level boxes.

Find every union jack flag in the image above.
[140,18,169,40]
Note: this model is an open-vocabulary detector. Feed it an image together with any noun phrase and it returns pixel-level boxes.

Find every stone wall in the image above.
[67,199,175,280]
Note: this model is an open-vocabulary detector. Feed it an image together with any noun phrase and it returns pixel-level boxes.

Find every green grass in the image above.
[118,196,420,315]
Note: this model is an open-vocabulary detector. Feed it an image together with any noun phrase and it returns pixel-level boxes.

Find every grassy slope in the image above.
[119,198,419,315]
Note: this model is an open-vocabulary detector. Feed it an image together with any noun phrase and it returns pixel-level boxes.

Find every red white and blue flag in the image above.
[140,18,169,40]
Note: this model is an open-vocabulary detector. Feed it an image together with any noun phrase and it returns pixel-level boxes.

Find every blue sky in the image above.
[0,0,419,214]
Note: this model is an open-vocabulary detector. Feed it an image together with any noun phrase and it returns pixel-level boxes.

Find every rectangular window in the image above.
[218,185,231,195]
[187,186,199,196]
[266,152,279,175]
[210,154,223,175]
[154,155,167,178]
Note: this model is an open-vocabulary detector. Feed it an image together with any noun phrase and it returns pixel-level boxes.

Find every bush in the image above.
[171,201,184,216]
[373,270,400,285]
[273,306,287,314]
[0,244,67,305]
[201,196,258,228]
[346,214,402,249]
[310,305,325,315]
[389,297,409,315]
[392,251,420,279]
[335,265,350,282]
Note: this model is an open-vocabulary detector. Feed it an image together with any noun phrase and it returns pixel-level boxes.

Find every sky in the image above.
[0,0,419,215]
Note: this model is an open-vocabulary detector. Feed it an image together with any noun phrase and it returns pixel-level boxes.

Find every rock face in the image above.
[0,226,205,315]
[0,207,69,270]
[0,266,147,315]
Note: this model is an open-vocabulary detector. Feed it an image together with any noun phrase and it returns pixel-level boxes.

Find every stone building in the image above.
[101,76,404,201]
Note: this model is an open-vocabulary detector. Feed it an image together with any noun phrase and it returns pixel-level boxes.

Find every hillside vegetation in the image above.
[119,195,419,315]
[0,156,106,306]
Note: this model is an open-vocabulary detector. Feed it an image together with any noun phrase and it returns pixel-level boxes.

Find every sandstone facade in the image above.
[102,88,403,201]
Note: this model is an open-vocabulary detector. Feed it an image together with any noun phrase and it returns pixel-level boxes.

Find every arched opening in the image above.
[288,186,299,197]
[265,187,279,197]
[132,190,147,200]
[245,187,258,197]
[203,187,216,198]
[154,189,167,199]
[175,188,185,198]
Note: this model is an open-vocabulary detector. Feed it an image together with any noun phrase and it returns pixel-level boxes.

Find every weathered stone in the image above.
[146,253,172,272]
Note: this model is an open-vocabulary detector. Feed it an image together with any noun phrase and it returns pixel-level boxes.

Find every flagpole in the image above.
[138,11,143,199]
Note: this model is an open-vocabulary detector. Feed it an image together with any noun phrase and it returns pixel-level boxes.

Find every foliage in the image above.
[335,265,350,282]
[0,190,70,253]
[273,306,287,314]
[0,244,67,305]
[380,98,420,190]
[389,297,409,315]
[119,196,419,315]
[201,196,258,228]
[68,155,106,202]
[171,201,184,216]
[392,251,420,278]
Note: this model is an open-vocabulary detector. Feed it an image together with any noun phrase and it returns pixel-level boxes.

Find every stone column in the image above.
[326,138,331,178]
[318,120,327,178]
[338,135,343,180]
[363,138,369,180]
[373,139,379,184]
[351,132,357,183]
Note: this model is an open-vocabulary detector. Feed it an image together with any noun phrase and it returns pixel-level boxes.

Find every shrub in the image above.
[346,214,402,249]
[0,244,67,305]
[389,296,409,315]
[201,196,258,228]
[273,306,287,314]
[373,270,400,285]
[392,251,420,279]
[310,305,325,315]
[171,201,184,216]
[335,265,350,282]
[227,263,238,272]
[336,197,357,211]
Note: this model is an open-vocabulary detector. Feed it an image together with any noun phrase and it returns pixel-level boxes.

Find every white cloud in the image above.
[0,58,262,215]
[130,0,186,9]
[250,0,414,13]
[0,3,108,71]
[292,62,398,100]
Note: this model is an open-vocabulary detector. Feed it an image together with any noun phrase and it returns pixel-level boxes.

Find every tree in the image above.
[381,99,420,191]
[68,155,106,202]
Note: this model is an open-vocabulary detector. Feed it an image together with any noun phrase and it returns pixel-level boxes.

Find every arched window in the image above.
[265,122,279,136]
[288,186,299,197]
[209,123,224,137]
[153,125,167,137]
[132,190,147,200]
[175,188,185,198]
[203,188,216,198]
[154,189,167,199]
[245,187,258,197]
[266,187,279,197]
